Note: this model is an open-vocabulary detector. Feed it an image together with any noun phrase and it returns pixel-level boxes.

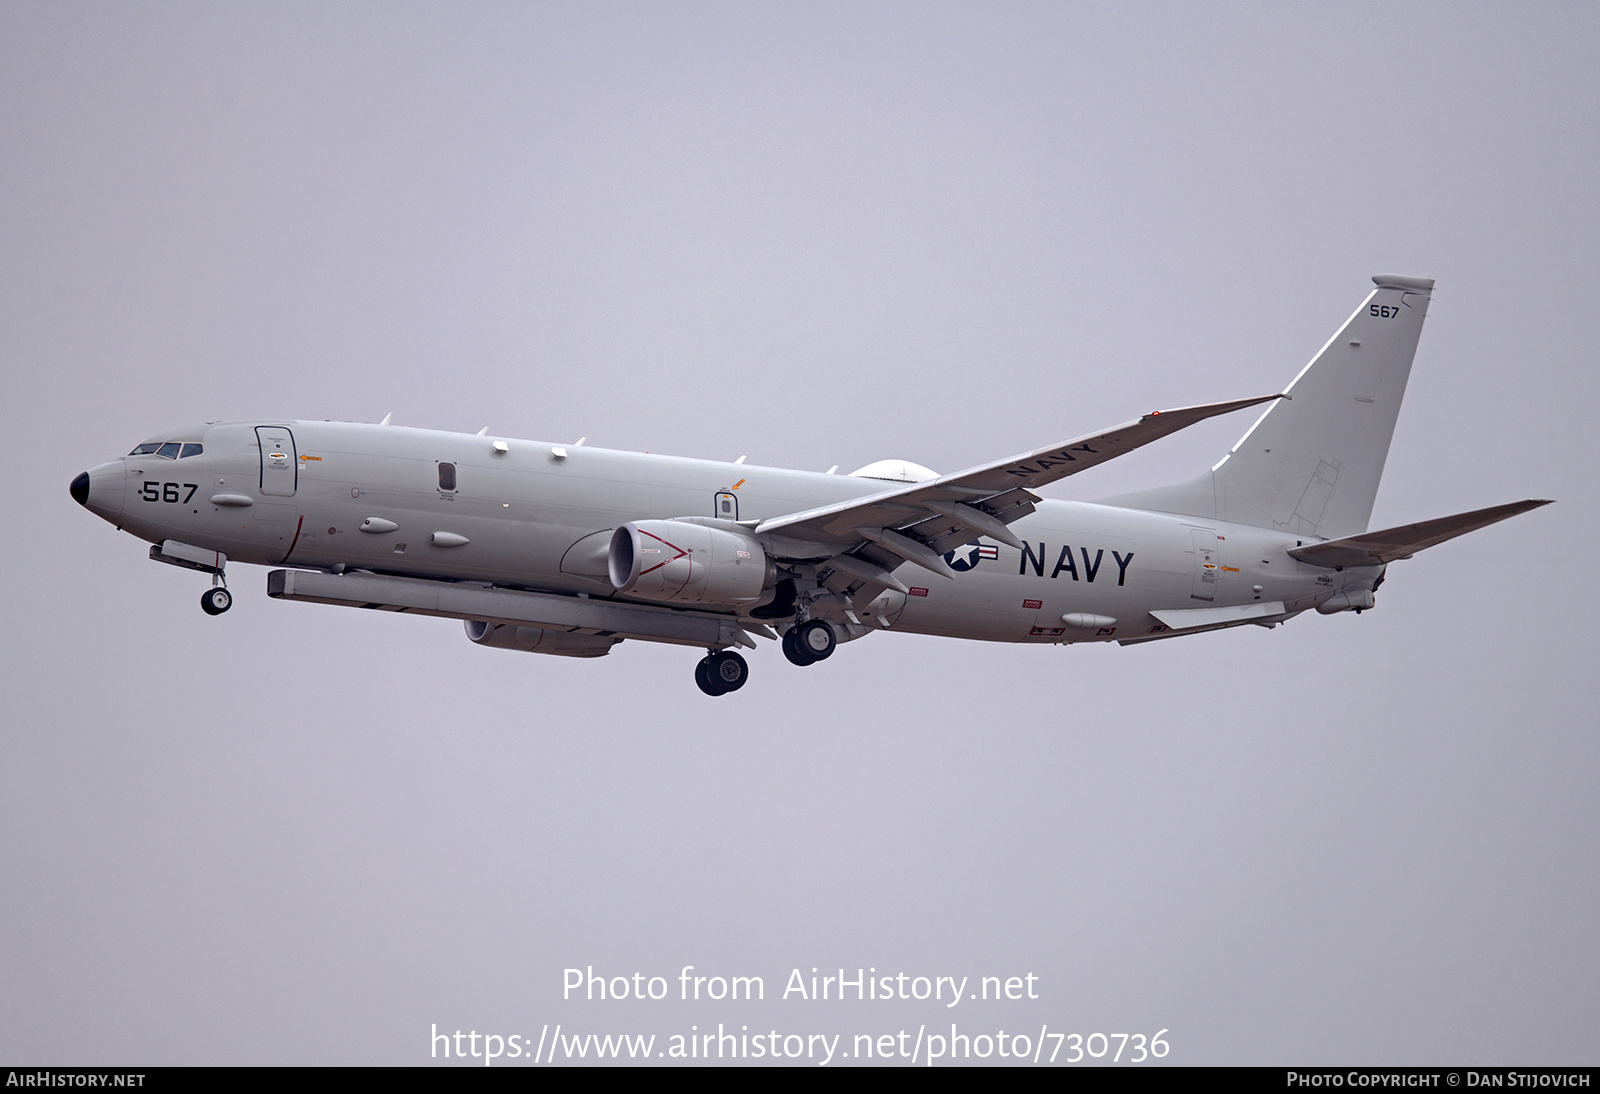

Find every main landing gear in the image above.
[692,619,837,695]
[695,650,748,696]
[782,619,836,666]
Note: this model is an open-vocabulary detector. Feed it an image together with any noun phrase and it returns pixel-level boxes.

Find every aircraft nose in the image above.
[74,461,127,524]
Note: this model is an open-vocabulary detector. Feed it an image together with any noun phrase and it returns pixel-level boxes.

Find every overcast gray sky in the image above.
[3,2,1596,1066]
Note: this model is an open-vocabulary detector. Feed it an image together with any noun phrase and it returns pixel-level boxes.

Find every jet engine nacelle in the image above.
[609,519,771,606]
[464,619,618,658]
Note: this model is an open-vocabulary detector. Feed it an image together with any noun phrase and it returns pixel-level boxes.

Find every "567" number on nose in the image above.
[141,482,198,503]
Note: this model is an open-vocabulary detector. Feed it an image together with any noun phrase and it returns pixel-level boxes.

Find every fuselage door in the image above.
[714,491,738,521]
[256,426,297,497]
[1190,528,1219,601]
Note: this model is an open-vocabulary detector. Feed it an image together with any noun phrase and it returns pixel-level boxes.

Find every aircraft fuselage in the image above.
[77,419,1361,647]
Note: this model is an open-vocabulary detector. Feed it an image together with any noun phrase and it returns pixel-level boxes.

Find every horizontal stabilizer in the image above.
[1287,499,1553,569]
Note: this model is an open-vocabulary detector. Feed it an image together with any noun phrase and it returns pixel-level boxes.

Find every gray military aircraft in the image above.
[72,275,1549,694]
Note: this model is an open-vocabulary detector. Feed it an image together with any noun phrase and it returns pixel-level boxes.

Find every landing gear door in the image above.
[714,491,738,521]
[257,427,297,497]
[1190,528,1219,601]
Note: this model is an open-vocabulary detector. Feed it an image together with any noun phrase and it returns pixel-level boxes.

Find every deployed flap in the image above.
[756,395,1282,562]
[1288,499,1553,569]
[1150,601,1287,630]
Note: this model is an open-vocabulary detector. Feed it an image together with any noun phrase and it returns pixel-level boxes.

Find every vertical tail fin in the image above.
[1096,274,1433,539]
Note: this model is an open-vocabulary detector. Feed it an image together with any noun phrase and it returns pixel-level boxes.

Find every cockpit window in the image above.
[130,440,204,457]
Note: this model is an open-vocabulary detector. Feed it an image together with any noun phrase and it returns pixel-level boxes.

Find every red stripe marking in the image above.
[280,515,304,563]
[635,528,689,577]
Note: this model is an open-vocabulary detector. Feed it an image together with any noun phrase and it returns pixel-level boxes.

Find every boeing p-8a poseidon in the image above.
[72,275,1549,694]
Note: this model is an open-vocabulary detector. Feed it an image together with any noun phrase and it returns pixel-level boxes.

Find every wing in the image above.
[1286,499,1553,569]
[755,394,1284,594]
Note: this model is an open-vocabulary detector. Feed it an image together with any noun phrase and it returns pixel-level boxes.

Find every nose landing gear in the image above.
[200,570,232,615]
[148,541,232,615]
[694,650,748,696]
